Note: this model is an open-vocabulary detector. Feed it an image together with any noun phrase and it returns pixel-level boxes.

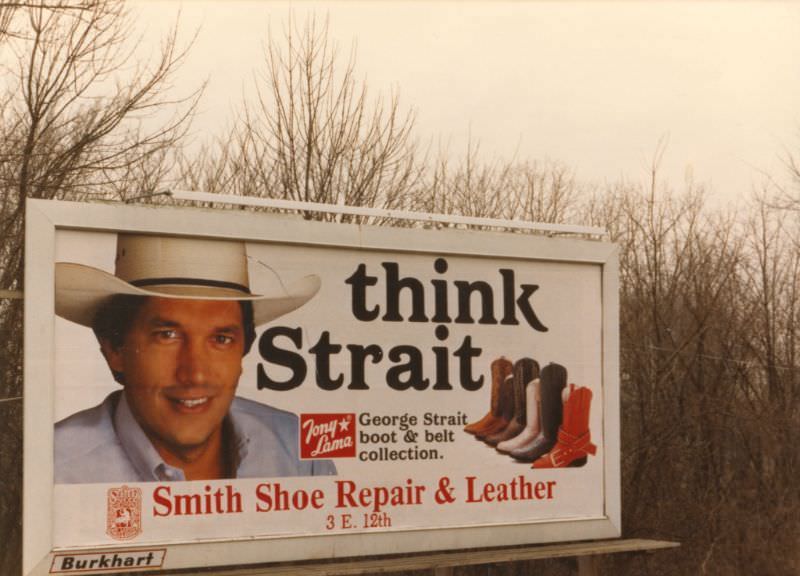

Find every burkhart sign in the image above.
[24,199,620,575]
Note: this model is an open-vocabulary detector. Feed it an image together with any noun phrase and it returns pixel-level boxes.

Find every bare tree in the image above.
[0,3,14,38]
[0,1,198,572]
[582,152,800,575]
[412,139,581,228]
[177,15,423,223]
[730,196,800,574]
[3,6,800,575]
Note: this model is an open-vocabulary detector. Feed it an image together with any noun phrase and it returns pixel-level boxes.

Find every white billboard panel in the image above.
[24,199,620,575]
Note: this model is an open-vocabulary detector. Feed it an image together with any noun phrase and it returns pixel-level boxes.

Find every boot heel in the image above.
[568,456,587,468]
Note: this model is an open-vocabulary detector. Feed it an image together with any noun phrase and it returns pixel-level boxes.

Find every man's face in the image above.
[102,297,245,461]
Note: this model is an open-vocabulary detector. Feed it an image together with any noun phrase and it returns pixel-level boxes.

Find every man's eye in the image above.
[154,329,179,341]
[214,334,234,345]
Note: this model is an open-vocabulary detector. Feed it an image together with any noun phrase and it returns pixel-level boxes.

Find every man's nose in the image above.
[176,339,209,386]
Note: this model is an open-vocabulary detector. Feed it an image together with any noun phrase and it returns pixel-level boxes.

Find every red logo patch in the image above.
[106,486,142,541]
[300,413,356,459]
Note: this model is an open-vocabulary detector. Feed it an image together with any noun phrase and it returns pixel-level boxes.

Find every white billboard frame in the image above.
[24,198,620,576]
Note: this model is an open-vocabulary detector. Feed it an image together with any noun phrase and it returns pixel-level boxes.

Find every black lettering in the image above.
[432,325,450,390]
[454,335,483,390]
[345,263,380,321]
[382,262,428,322]
[346,344,382,390]
[309,331,344,390]
[386,346,428,390]
[499,270,548,332]
[431,258,451,322]
[454,280,496,324]
[257,326,306,391]
[500,269,518,325]
[516,283,549,332]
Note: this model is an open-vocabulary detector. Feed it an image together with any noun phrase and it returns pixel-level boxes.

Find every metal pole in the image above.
[167,190,608,238]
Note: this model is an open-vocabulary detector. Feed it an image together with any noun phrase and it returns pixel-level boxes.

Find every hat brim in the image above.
[55,263,321,328]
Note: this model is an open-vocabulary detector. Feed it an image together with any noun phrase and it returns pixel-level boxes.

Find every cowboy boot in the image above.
[532,385,596,468]
[464,357,513,435]
[484,358,539,446]
[475,375,515,441]
[509,362,567,462]
[497,377,541,453]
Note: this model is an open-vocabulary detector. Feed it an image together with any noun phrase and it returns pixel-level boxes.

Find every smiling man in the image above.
[54,234,337,483]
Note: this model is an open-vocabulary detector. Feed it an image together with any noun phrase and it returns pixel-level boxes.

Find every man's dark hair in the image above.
[92,295,257,384]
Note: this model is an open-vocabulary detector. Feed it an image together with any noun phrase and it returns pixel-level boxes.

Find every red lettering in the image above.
[335,479,425,512]
[255,483,273,512]
[336,480,358,508]
[254,482,324,512]
[152,486,172,516]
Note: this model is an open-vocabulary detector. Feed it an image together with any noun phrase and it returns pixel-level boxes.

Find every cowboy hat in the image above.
[55,234,321,327]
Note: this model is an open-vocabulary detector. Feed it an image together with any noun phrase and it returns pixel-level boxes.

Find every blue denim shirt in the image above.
[54,390,336,483]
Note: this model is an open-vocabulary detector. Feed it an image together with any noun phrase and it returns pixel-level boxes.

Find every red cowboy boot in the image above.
[464,357,513,435]
[532,384,596,469]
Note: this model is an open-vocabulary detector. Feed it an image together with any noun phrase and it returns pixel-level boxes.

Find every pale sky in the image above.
[134,0,800,206]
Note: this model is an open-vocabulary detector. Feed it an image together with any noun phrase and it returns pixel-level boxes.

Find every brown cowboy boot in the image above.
[464,357,513,435]
[475,375,515,440]
[484,358,539,446]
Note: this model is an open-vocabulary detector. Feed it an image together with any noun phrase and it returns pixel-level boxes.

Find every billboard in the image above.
[24,199,620,575]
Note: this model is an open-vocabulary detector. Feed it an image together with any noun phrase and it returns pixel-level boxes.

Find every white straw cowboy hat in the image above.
[55,234,321,327]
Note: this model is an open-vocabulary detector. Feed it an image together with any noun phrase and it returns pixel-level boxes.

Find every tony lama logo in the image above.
[106,485,142,540]
[300,413,356,458]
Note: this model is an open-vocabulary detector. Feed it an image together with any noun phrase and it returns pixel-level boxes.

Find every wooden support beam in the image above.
[184,539,679,576]
[577,555,600,576]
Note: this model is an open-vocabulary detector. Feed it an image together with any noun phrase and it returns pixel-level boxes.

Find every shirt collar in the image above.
[112,392,249,481]
[225,409,250,474]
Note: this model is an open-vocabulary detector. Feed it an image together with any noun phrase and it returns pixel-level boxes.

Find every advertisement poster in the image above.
[25,200,619,575]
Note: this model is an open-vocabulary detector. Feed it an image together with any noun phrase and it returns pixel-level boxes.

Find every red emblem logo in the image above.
[106,485,142,541]
[300,413,356,459]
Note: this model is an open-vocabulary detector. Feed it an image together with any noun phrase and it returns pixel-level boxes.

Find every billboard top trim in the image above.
[162,190,607,238]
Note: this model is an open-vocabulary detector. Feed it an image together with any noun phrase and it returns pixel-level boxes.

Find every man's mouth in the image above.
[177,397,208,408]
[169,396,211,411]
